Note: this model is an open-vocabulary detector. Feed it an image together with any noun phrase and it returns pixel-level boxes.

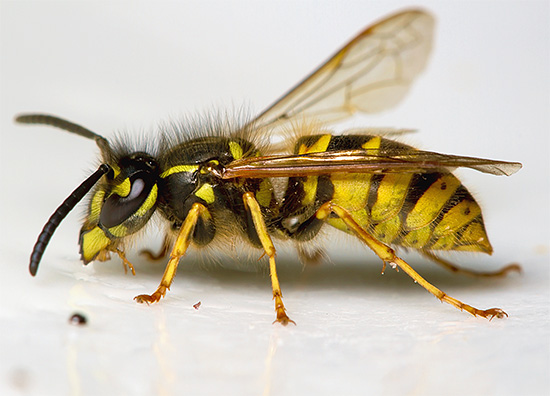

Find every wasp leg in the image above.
[243,192,295,326]
[316,202,507,320]
[115,249,136,275]
[134,203,205,304]
[420,251,521,278]
[140,233,172,261]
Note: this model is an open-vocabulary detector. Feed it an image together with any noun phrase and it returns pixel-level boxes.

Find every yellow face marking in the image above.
[370,173,413,222]
[160,165,199,178]
[111,177,131,197]
[361,136,381,151]
[81,226,111,262]
[135,184,158,217]
[298,134,332,154]
[229,141,243,159]
[256,178,273,207]
[406,174,461,230]
[89,189,105,223]
[195,183,215,204]
[331,173,372,211]
[433,200,481,237]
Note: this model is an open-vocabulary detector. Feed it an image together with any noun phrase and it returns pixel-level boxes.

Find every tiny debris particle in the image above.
[69,312,87,325]
[193,301,201,310]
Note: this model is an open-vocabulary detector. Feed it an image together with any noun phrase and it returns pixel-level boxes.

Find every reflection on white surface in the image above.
[1,1,549,396]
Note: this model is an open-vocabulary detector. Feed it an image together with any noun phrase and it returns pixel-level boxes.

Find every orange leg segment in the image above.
[134,203,206,304]
[420,250,521,278]
[243,192,295,325]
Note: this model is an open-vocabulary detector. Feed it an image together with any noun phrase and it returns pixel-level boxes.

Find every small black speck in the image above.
[440,182,447,190]
[464,208,471,215]
[69,313,87,326]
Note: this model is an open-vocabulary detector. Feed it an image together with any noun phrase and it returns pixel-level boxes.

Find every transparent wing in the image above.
[252,9,435,133]
[223,149,522,179]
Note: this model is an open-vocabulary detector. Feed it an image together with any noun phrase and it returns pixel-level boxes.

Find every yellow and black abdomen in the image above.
[279,134,493,254]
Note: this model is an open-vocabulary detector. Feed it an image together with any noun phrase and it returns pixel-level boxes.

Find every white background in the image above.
[1,1,548,395]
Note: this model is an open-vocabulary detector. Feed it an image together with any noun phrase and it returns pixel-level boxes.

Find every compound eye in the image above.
[99,174,154,228]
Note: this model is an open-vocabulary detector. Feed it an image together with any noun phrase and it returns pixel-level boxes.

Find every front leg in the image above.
[134,203,207,304]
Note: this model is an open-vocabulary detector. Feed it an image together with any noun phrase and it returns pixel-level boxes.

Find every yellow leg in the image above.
[116,249,136,276]
[243,192,295,325]
[316,201,508,320]
[420,251,521,278]
[140,233,172,261]
[134,203,205,304]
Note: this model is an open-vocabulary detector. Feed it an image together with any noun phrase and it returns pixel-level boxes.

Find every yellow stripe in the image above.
[195,183,215,204]
[370,173,412,222]
[430,233,457,251]
[229,141,243,159]
[327,208,370,234]
[402,226,433,249]
[332,173,371,211]
[256,178,272,207]
[372,215,401,244]
[298,135,332,206]
[458,220,492,253]
[302,177,317,206]
[362,136,381,151]
[298,134,331,154]
[406,174,461,230]
[160,164,199,178]
[433,200,481,237]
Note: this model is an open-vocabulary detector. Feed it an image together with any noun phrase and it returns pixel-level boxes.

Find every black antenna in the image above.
[15,114,111,154]
[29,164,112,276]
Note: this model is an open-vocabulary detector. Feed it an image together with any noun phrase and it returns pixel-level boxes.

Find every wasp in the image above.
[17,10,521,324]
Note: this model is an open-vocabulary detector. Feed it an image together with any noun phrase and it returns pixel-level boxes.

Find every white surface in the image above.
[1,1,549,395]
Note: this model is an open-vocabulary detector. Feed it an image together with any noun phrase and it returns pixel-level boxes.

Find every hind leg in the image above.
[420,251,521,278]
[315,201,508,319]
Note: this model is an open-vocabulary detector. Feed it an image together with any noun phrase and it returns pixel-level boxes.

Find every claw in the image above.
[273,312,296,326]
[116,249,136,276]
[134,287,167,304]
[482,308,508,320]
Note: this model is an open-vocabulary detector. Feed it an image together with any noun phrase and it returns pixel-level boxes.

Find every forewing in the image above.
[223,149,522,179]
[253,10,435,132]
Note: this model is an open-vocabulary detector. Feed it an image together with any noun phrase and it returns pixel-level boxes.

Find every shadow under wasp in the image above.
[17,9,521,324]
